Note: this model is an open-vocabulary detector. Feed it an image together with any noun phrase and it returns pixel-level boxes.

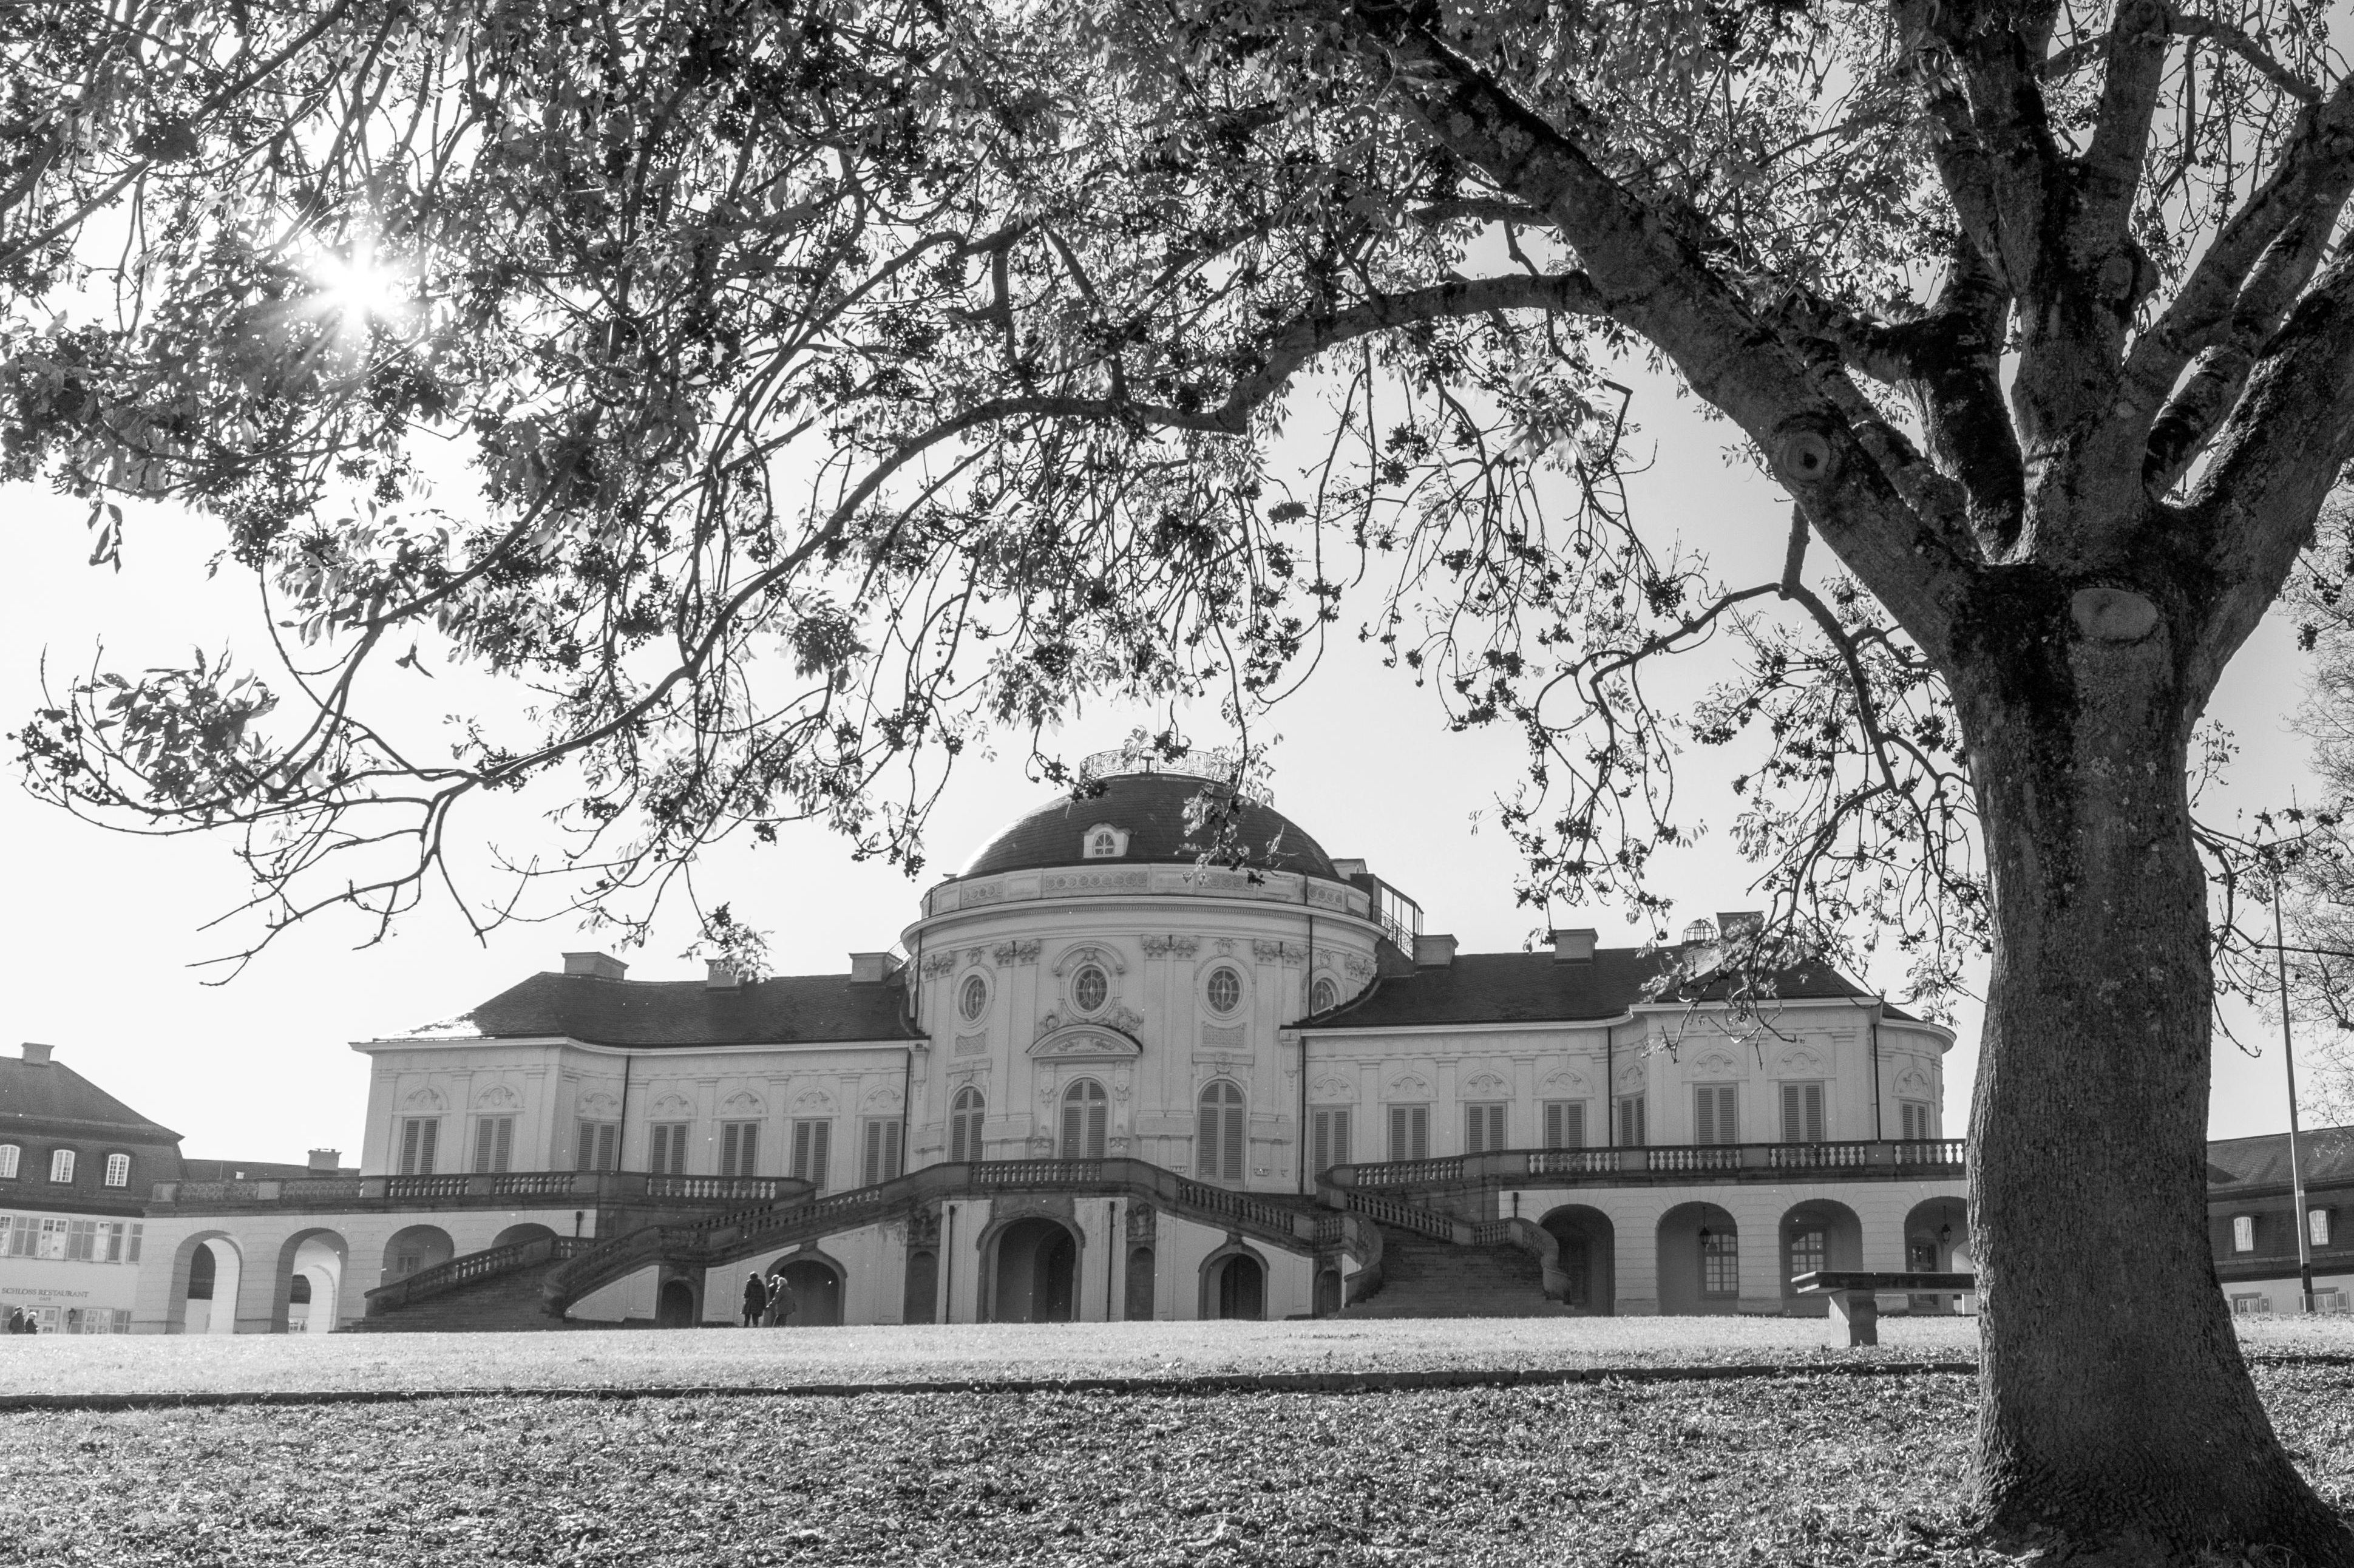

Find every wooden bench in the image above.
[1791,1270,1976,1346]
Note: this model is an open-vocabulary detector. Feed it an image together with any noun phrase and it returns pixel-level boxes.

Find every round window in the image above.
[1311,977,1337,1014]
[1206,966,1242,1014]
[958,972,988,1022]
[1073,965,1109,1013]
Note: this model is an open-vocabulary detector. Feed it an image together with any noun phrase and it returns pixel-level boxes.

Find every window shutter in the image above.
[810,1122,830,1189]
[1465,1105,1484,1156]
[1804,1085,1824,1142]
[1564,1102,1584,1149]
[1223,1100,1245,1181]
[951,1104,970,1164]
[739,1123,759,1177]
[420,1119,438,1175]
[401,1120,421,1175]
[1087,1100,1107,1161]
[1694,1088,1716,1146]
[1780,1084,1800,1142]
[1388,1106,1408,1161]
[884,1121,902,1181]
[722,1124,741,1174]
[1198,1100,1219,1176]
[1063,1099,1083,1160]
[1409,1106,1429,1161]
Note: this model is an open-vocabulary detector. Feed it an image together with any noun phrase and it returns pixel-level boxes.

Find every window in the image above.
[1780,1082,1825,1144]
[289,1275,311,1305]
[0,1144,16,1179]
[398,1118,441,1176]
[1692,1085,1738,1146]
[2312,1208,2333,1248]
[1543,1101,1586,1149]
[1085,826,1124,858]
[1073,965,1109,1014]
[1900,1101,1935,1141]
[1700,1226,1738,1295]
[1311,1107,1352,1174]
[48,1149,75,1184]
[66,1220,97,1262]
[949,1087,986,1163]
[648,1122,690,1176]
[1311,977,1338,1014]
[1464,1103,1508,1155]
[1788,1225,1827,1280]
[790,1119,832,1189]
[1198,1081,1246,1182]
[958,972,988,1021]
[576,1121,620,1172]
[471,1116,515,1174]
[1204,966,1243,1015]
[719,1121,761,1178]
[103,1153,130,1189]
[863,1118,904,1185]
[2233,1215,2256,1253]
[99,1221,134,1263]
[1062,1079,1109,1161]
[34,1217,68,1260]
[1615,1095,1646,1147]
[1387,1104,1430,1162]
[186,1246,216,1298]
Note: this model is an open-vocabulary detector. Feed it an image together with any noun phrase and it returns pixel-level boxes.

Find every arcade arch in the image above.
[1656,1202,1741,1316]
[1199,1243,1267,1321]
[492,1223,558,1251]
[273,1228,348,1333]
[772,1251,846,1326]
[381,1224,455,1286]
[1778,1201,1864,1312]
[987,1216,1079,1322]
[172,1232,242,1335]
[1538,1204,1616,1315]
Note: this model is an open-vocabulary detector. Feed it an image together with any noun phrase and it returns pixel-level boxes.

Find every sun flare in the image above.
[306,241,410,331]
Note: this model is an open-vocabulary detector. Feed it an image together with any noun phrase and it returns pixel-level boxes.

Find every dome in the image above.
[955,772,1340,882]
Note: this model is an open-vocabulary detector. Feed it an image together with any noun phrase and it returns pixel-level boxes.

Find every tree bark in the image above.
[1955,571,2353,1561]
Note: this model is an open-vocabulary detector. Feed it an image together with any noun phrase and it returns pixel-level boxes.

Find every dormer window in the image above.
[1083,824,1129,860]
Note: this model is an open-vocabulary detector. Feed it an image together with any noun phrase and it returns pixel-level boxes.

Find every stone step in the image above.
[1338,1221,1564,1320]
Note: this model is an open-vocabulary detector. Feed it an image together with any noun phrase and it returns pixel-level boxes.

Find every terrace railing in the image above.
[1332,1138,1967,1191]
[152,1170,817,1213]
[365,1233,594,1314]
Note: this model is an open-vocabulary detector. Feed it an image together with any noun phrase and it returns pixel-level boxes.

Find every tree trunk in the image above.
[1955,577,2353,1561]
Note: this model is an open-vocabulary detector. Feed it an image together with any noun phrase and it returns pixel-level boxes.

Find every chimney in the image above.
[1549,928,1597,963]
[562,951,629,980]
[306,1149,341,1173]
[20,1042,53,1065]
[1413,933,1458,968]
[1716,911,1763,943]
[849,951,901,984]
[705,960,742,990]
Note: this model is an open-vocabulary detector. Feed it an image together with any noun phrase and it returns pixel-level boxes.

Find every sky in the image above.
[0,368,2333,1163]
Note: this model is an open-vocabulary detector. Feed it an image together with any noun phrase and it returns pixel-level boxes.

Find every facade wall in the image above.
[0,1215,144,1332]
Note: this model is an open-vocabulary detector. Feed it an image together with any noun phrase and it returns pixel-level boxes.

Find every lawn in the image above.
[3,1365,2351,1566]
[0,1314,2346,1400]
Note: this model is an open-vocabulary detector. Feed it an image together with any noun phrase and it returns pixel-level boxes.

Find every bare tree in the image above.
[7,0,2354,1555]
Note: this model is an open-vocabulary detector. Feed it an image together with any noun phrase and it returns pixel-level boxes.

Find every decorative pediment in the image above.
[1616,1061,1648,1090]
[649,1091,695,1119]
[1311,1073,1357,1102]
[1460,1071,1513,1099]
[1053,942,1128,976]
[719,1090,765,1118]
[473,1084,521,1110]
[1027,1023,1143,1062]
[1538,1069,1589,1097]
[1894,1067,1932,1096]
[1691,1050,1743,1079]
[861,1084,904,1112]
[576,1090,620,1119]
[1382,1072,1432,1102]
[401,1087,447,1113]
[790,1087,836,1113]
[1777,1047,1827,1076]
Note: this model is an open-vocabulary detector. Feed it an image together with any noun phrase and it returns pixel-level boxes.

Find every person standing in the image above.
[739,1271,767,1329]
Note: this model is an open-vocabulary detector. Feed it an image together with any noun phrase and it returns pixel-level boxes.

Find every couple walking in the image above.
[741,1269,796,1327]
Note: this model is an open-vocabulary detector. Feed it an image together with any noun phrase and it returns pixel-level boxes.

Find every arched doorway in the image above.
[656,1278,698,1328]
[381,1224,455,1286]
[1779,1200,1865,1314]
[174,1234,242,1335]
[776,1255,844,1326]
[1314,1266,1343,1318]
[1201,1246,1266,1320]
[1538,1204,1617,1314]
[275,1228,348,1333]
[1124,1245,1156,1320]
[1657,1202,1741,1315]
[903,1249,938,1324]
[991,1218,1077,1323]
[492,1222,557,1251]
[1904,1196,1970,1314]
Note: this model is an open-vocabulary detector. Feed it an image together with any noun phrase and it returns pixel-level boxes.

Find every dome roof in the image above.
[955,772,1340,882]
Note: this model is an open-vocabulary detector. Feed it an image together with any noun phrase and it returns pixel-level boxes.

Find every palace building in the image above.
[106,757,2001,1332]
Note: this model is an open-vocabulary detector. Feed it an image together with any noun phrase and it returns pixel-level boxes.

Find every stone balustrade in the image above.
[1332,1138,1968,1192]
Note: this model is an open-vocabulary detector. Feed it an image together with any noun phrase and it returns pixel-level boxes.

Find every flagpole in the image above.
[2273,880,2317,1314]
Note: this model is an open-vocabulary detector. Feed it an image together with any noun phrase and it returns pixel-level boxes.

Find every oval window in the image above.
[1073,965,1109,1013]
[958,972,988,1021]
[1311,977,1337,1014]
[1205,966,1242,1014]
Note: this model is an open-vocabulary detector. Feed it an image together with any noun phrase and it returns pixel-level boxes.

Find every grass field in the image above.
[0,1314,2347,1398]
[2,1320,2349,1565]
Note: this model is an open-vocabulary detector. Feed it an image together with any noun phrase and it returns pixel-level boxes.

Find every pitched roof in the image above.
[2205,1125,2354,1190]
[1298,948,1880,1030]
[955,772,1339,882]
[434,971,923,1049]
[0,1054,180,1142]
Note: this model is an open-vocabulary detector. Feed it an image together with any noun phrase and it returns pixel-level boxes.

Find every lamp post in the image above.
[2272,881,2318,1314]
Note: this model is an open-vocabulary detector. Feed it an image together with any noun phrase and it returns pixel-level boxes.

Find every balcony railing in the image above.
[152,1169,817,1212]
[1332,1138,1967,1190]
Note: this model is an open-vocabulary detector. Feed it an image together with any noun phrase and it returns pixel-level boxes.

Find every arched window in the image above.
[1204,966,1243,1015]
[186,1246,215,1301]
[1197,1081,1246,1183]
[0,1144,18,1179]
[1073,964,1109,1014]
[103,1153,130,1189]
[1061,1079,1108,1161]
[949,1087,986,1164]
[1310,977,1338,1014]
[1700,1223,1739,1296]
[958,972,988,1022]
[288,1275,311,1305]
[48,1149,75,1184]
